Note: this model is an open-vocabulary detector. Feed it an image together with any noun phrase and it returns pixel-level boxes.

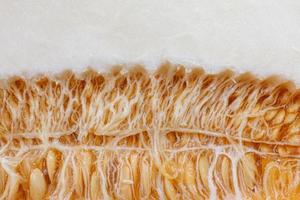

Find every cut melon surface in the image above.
[0,63,299,199]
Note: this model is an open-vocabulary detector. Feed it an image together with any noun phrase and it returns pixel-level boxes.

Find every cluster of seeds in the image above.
[0,63,299,199]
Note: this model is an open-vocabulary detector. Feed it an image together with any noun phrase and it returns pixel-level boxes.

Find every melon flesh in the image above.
[0,64,300,199]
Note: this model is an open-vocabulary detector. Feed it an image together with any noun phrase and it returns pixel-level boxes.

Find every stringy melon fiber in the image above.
[0,63,300,200]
